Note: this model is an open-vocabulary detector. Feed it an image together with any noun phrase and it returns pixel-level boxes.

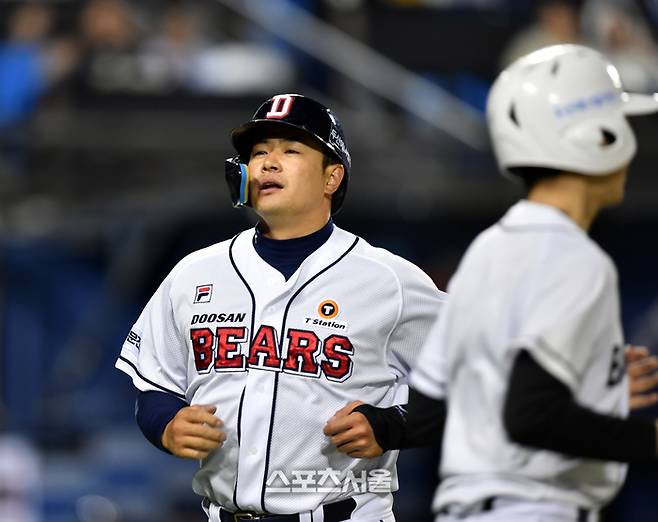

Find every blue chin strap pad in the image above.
[225,157,250,208]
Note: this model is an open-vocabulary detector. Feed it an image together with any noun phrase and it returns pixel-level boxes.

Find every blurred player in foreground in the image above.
[325,44,658,521]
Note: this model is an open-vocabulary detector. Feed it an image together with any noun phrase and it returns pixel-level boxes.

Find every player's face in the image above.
[247,132,342,222]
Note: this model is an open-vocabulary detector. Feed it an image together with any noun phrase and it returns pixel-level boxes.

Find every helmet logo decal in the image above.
[329,128,351,165]
[266,94,294,119]
[554,90,617,119]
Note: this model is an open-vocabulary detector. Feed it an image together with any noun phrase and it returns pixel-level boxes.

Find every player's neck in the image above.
[528,175,602,232]
[259,211,332,240]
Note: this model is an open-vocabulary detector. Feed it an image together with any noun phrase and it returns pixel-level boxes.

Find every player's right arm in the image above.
[161,404,227,460]
[135,390,227,459]
[117,253,227,460]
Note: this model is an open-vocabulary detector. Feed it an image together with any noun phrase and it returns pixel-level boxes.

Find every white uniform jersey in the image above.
[116,225,446,517]
[412,200,628,512]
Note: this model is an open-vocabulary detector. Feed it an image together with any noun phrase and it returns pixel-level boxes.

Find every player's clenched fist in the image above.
[323,400,383,459]
[162,405,227,460]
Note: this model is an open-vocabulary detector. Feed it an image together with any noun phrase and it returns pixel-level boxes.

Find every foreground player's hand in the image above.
[162,405,226,459]
[323,400,383,458]
[626,345,658,410]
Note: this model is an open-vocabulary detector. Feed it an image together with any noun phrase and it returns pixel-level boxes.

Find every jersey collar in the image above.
[230,224,358,294]
[499,199,586,235]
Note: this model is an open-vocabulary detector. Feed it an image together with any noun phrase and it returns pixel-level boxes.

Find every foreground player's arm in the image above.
[136,390,226,459]
[323,388,446,457]
[504,350,658,462]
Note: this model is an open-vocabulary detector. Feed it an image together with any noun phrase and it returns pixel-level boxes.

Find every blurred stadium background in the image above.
[2,0,658,520]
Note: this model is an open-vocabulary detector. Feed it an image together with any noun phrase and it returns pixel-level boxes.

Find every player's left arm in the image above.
[323,401,381,458]
[626,345,658,410]
[324,257,448,458]
[323,388,446,458]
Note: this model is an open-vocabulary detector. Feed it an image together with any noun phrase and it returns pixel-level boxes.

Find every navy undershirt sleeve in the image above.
[136,390,188,453]
[253,219,334,280]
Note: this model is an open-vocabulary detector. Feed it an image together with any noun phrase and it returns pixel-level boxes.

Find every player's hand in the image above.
[323,400,383,459]
[626,345,658,410]
[162,405,227,460]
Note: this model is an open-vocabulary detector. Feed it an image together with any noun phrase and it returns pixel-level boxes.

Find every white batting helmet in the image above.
[487,44,658,178]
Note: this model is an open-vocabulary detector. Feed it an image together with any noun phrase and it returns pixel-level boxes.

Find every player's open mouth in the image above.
[259,181,283,194]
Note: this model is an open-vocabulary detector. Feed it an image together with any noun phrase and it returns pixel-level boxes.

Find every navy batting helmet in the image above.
[225,93,351,214]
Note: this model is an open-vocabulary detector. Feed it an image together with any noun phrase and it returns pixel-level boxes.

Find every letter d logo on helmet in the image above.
[487,44,658,179]
[225,93,351,214]
[265,94,294,119]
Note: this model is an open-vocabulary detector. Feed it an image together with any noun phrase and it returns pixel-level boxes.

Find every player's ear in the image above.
[324,164,344,197]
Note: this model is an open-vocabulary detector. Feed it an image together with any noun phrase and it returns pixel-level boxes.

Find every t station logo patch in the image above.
[318,300,339,319]
[194,284,213,304]
[305,299,347,331]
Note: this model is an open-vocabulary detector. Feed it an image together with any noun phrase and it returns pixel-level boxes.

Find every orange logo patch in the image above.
[318,300,339,319]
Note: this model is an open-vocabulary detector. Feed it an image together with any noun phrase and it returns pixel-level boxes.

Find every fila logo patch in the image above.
[194,284,213,304]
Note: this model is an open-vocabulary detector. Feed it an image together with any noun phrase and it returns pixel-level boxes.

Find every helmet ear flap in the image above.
[562,120,625,154]
[225,157,250,208]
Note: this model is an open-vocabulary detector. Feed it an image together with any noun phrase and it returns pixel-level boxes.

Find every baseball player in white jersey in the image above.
[115,93,446,521]
[325,45,658,522]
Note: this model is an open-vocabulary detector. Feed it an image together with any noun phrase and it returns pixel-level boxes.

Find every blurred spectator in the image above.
[140,3,212,93]
[0,3,77,128]
[0,432,42,522]
[191,47,296,94]
[581,0,658,92]
[79,0,295,96]
[76,0,146,94]
[190,8,297,95]
[500,0,583,66]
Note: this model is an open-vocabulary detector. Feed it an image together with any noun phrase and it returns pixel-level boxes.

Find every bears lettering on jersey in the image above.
[215,327,248,371]
[247,325,282,371]
[190,328,214,373]
[190,325,354,381]
[321,335,354,382]
[283,329,322,377]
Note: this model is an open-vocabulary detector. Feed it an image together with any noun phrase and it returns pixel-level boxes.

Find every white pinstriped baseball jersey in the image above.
[412,201,628,513]
[116,225,446,518]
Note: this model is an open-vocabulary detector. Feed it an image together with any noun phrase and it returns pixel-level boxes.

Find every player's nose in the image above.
[261,152,282,172]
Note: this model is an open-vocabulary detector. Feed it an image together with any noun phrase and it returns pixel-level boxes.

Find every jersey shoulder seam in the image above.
[349,246,405,355]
